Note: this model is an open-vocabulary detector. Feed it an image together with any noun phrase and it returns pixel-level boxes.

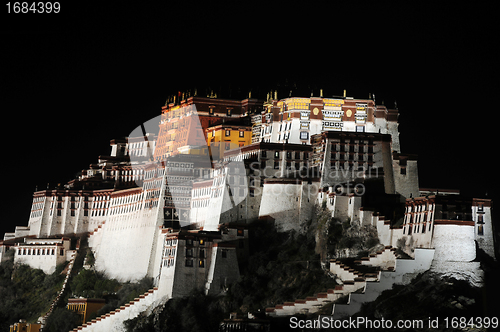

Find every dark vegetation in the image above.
[44,307,81,332]
[125,216,343,332]
[124,289,227,332]
[0,244,153,332]
[228,218,338,312]
[0,250,66,331]
[68,270,153,318]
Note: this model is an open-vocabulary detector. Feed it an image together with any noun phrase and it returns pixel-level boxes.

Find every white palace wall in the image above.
[92,209,162,282]
[258,180,304,232]
[431,224,476,262]
[430,224,482,286]
[91,171,165,282]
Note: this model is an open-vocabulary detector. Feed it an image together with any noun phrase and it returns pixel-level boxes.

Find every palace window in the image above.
[274,151,279,158]
[239,130,244,137]
[222,249,227,258]
[185,259,193,267]
[199,259,205,268]
[225,130,230,136]
[478,225,484,236]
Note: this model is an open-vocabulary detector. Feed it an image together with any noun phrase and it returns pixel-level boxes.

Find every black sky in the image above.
[1,2,498,236]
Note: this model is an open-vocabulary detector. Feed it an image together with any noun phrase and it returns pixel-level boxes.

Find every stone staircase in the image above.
[265,254,382,317]
[265,283,363,317]
[265,246,435,318]
[39,249,78,324]
[69,287,161,332]
[356,246,398,270]
[332,248,435,318]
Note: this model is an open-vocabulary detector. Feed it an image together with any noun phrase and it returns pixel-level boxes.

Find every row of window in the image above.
[164,247,176,257]
[50,207,104,217]
[185,238,206,246]
[223,129,246,137]
[192,186,212,198]
[17,248,64,256]
[186,248,205,258]
[208,107,234,116]
[331,153,374,162]
[165,238,178,246]
[404,222,432,235]
[184,249,230,268]
[332,144,375,153]
[163,258,175,267]
[261,150,309,159]
[143,179,163,190]
[406,204,435,213]
[405,211,433,224]
[192,198,210,208]
[185,259,205,267]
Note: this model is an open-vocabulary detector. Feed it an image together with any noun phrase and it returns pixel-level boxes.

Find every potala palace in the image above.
[1,92,496,331]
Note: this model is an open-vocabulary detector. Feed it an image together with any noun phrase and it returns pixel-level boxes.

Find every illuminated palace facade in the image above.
[0,92,495,331]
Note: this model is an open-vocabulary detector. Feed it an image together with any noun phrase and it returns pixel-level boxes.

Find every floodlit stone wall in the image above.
[258,180,304,232]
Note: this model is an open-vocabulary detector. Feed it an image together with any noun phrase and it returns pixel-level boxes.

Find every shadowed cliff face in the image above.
[312,204,381,262]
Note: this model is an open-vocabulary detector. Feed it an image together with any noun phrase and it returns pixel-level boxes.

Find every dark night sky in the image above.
[1,2,498,236]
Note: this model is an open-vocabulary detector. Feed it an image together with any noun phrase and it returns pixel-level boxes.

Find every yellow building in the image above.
[67,298,106,325]
[206,123,252,159]
[9,321,40,332]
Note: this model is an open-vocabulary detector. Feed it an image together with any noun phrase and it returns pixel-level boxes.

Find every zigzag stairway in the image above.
[265,246,419,318]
